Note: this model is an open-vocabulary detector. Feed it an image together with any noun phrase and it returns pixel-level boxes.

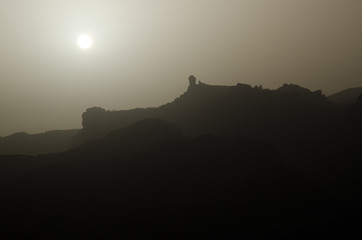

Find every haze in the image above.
[0,0,361,136]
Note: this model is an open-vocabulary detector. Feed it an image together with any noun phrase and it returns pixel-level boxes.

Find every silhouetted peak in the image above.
[278,84,319,95]
[277,84,326,103]
[327,87,362,105]
[106,118,182,145]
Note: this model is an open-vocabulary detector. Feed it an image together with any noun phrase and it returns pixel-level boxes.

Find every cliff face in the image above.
[71,82,336,148]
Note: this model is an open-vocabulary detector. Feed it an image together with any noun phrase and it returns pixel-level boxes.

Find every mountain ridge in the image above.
[72,81,334,147]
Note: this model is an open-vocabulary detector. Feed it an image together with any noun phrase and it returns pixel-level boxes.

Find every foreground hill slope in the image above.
[1,119,329,238]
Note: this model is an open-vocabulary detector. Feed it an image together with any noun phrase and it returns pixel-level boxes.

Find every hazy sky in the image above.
[0,0,361,136]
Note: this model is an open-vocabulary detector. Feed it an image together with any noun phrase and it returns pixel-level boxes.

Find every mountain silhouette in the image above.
[1,80,361,238]
[70,81,362,186]
[0,129,79,155]
[72,81,334,147]
[277,83,327,104]
[327,87,362,105]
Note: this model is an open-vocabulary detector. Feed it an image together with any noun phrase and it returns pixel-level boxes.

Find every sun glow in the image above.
[77,34,93,49]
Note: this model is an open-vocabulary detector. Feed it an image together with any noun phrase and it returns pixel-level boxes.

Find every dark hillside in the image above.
[0,119,329,238]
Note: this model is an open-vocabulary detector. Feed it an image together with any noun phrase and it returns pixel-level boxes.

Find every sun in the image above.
[77,34,93,49]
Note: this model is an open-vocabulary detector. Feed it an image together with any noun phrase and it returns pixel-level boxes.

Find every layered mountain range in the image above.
[1,82,360,156]
[0,81,361,238]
